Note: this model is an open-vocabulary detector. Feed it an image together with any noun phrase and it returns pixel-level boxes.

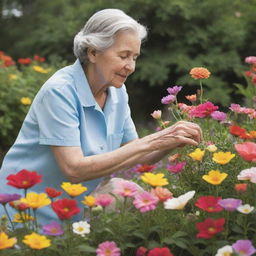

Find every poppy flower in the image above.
[7,169,42,189]
[147,247,174,256]
[235,142,256,162]
[45,187,63,198]
[195,196,223,212]
[51,198,80,220]
[229,125,247,137]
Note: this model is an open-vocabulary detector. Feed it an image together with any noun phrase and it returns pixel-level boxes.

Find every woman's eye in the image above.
[120,56,127,59]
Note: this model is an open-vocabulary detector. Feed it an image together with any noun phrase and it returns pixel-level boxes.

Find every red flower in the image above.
[51,198,80,220]
[148,247,174,256]
[45,187,63,198]
[229,125,247,137]
[196,218,225,239]
[234,183,247,192]
[18,58,32,65]
[136,246,148,256]
[189,101,218,118]
[9,200,29,211]
[134,164,157,173]
[33,55,45,62]
[7,169,42,189]
[195,196,223,213]
[0,52,15,67]
[235,142,256,162]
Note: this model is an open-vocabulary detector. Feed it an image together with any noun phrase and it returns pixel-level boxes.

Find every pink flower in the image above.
[96,241,121,256]
[245,56,256,64]
[133,191,159,213]
[235,142,256,162]
[167,86,182,95]
[237,167,256,183]
[113,180,139,197]
[151,110,162,120]
[210,111,227,122]
[166,162,186,174]
[95,194,114,207]
[136,246,148,256]
[189,101,218,118]
[161,95,176,104]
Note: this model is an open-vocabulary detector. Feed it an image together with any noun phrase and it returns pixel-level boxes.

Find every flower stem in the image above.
[199,80,203,104]
[3,204,15,231]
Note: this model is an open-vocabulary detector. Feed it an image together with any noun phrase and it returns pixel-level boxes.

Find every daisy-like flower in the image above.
[164,191,195,210]
[190,67,211,79]
[202,170,228,185]
[237,167,256,183]
[215,245,233,256]
[61,182,87,197]
[151,187,173,202]
[95,194,114,207]
[212,152,235,165]
[42,221,64,236]
[141,172,168,187]
[167,85,182,95]
[210,111,227,122]
[96,241,121,256]
[234,183,247,192]
[133,191,159,213]
[113,180,139,197]
[232,240,256,256]
[0,232,17,250]
[151,110,162,120]
[161,94,176,105]
[195,196,223,213]
[81,195,96,207]
[218,198,242,211]
[166,162,186,174]
[237,204,254,214]
[20,192,51,209]
[23,232,51,250]
[72,221,90,237]
[235,142,256,162]
[188,148,205,161]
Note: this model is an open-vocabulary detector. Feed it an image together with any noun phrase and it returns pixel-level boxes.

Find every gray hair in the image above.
[73,9,147,64]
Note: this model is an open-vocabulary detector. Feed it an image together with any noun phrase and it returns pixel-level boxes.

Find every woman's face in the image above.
[90,30,141,89]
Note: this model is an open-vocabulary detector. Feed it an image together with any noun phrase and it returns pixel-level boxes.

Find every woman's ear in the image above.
[87,47,97,63]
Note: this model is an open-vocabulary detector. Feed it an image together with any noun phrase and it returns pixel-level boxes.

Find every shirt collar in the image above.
[72,59,118,107]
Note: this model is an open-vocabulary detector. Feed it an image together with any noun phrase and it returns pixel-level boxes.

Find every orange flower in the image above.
[151,187,173,202]
[234,183,247,193]
[190,67,211,79]
[185,94,197,102]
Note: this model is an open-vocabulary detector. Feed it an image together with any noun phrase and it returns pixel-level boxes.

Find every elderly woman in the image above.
[0,9,202,222]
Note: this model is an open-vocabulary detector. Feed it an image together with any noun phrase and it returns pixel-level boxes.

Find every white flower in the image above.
[215,245,233,256]
[151,110,162,120]
[164,191,195,210]
[72,221,90,237]
[237,204,254,214]
[206,144,217,152]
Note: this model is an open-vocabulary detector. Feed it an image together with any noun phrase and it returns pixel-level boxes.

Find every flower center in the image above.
[63,208,69,212]
[77,227,84,232]
[22,180,28,185]
[104,249,112,256]
[50,228,58,233]
[208,227,216,233]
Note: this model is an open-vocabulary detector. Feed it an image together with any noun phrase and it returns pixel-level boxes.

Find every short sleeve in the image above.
[37,86,81,146]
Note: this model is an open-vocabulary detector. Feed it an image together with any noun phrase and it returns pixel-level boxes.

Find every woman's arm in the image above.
[52,121,202,183]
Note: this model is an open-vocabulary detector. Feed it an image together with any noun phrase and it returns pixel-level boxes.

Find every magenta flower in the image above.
[218,198,242,211]
[42,221,64,236]
[232,240,256,256]
[166,162,186,174]
[167,86,183,95]
[189,101,219,118]
[133,191,158,213]
[95,194,114,207]
[96,241,121,256]
[161,95,176,104]
[113,180,139,197]
[0,193,21,204]
[245,56,256,64]
[210,111,227,122]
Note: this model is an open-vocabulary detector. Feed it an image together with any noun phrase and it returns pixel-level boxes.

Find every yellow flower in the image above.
[188,148,205,161]
[61,182,87,197]
[20,97,32,105]
[0,232,17,250]
[13,213,34,223]
[32,65,49,73]
[82,195,96,207]
[202,170,228,185]
[20,192,51,209]
[8,74,17,80]
[23,232,51,250]
[141,172,169,187]
[212,152,235,165]
[206,144,217,152]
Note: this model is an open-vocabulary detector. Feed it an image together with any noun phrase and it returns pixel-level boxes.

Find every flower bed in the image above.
[0,57,256,256]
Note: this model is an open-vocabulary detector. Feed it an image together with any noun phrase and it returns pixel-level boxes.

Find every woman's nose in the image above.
[125,59,136,73]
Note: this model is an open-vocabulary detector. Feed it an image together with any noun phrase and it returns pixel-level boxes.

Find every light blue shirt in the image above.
[0,59,138,223]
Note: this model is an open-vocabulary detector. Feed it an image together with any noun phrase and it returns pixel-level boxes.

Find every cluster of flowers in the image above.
[244,56,256,85]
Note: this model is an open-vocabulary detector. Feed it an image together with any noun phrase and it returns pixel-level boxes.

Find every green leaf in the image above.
[77,244,96,253]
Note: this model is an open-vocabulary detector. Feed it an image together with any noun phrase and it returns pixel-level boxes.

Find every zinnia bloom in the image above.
[95,194,114,207]
[113,180,139,197]
[0,232,17,250]
[237,167,256,183]
[164,191,195,210]
[188,148,205,161]
[218,198,242,211]
[202,170,228,185]
[96,241,121,256]
[7,169,42,189]
[18,58,32,65]
[21,97,32,105]
[81,195,96,207]
[141,172,169,187]
[161,94,176,104]
[237,204,254,214]
[196,218,225,239]
[147,247,174,256]
[215,245,233,256]
[72,221,90,237]
[235,142,256,162]
[0,193,21,204]
[23,232,51,250]
[212,152,235,165]
[185,94,197,102]
[189,101,218,118]
[210,111,227,122]
[133,191,158,213]
[190,67,211,79]
[166,162,186,174]
[61,182,87,197]
[45,187,63,198]
[167,85,182,95]
[151,187,173,202]
[20,192,51,209]
[42,221,64,236]
[245,56,256,64]
[195,196,223,213]
[133,164,157,173]
[229,125,247,137]
[51,198,80,220]
[232,240,256,256]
